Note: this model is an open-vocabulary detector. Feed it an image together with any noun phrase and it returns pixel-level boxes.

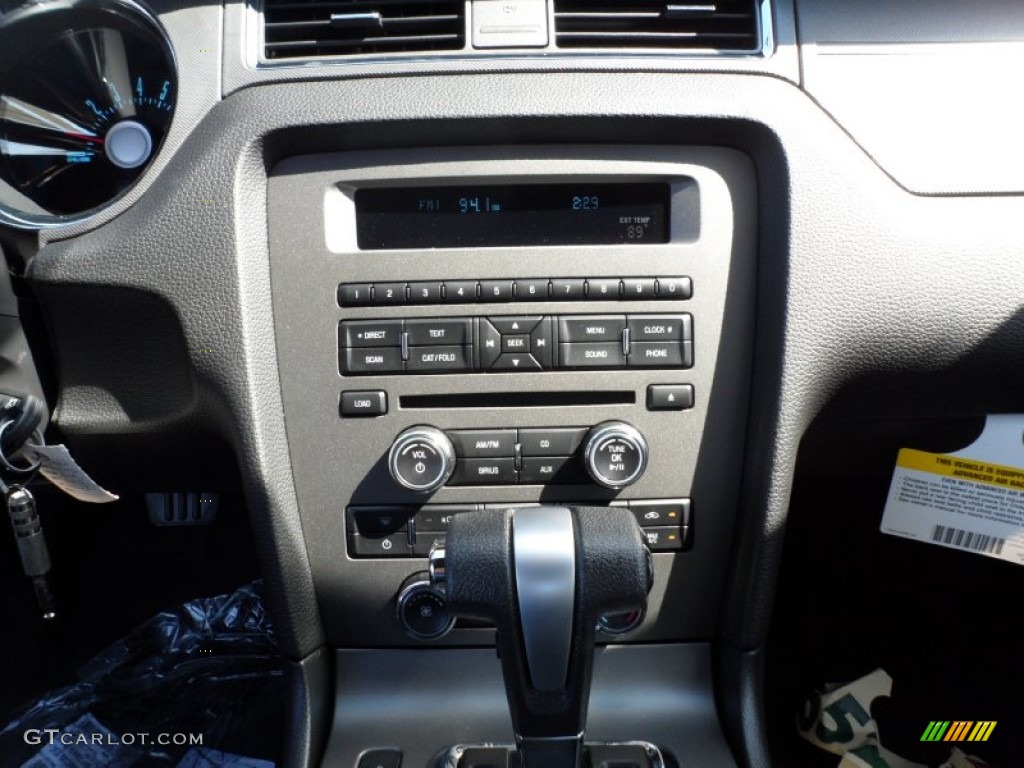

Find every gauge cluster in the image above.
[0,0,175,228]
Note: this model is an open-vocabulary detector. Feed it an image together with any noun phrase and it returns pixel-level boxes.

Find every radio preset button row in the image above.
[337,277,692,307]
[339,314,691,375]
[345,498,691,558]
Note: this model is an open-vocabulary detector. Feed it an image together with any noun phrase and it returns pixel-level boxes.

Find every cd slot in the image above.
[400,391,635,409]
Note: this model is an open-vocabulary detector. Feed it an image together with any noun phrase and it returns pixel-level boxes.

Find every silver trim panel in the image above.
[512,506,576,691]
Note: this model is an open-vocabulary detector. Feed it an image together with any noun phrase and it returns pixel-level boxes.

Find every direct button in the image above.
[406,319,471,346]
[340,390,388,417]
[341,347,404,375]
[341,320,403,347]
[447,429,517,458]
[559,315,626,342]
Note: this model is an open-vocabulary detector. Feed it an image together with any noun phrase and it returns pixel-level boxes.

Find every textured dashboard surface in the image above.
[24,68,1024,662]
[797,0,1024,193]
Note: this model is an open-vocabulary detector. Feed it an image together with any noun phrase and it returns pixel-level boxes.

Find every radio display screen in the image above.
[354,183,670,249]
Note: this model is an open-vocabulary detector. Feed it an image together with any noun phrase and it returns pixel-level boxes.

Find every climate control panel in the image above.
[347,499,692,559]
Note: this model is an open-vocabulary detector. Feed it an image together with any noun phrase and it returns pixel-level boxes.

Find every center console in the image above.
[267,145,756,765]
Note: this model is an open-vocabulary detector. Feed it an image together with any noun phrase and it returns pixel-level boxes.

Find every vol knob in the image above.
[388,426,456,492]
[582,421,648,489]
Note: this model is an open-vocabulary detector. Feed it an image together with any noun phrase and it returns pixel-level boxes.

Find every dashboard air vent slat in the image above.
[263,0,466,60]
[553,0,760,52]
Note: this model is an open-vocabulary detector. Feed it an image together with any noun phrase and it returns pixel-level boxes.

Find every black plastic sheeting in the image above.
[0,581,283,767]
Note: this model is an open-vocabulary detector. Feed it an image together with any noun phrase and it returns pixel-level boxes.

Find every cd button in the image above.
[492,353,542,371]
[406,319,472,346]
[374,282,408,304]
[408,282,443,303]
[406,345,471,373]
[558,342,626,368]
[559,315,626,342]
[655,277,693,299]
[489,316,541,334]
[480,280,514,302]
[340,319,403,347]
[627,315,692,342]
[444,280,479,303]
[550,279,586,300]
[519,427,587,456]
[502,334,530,352]
[515,279,549,300]
[341,347,404,375]
[622,278,657,299]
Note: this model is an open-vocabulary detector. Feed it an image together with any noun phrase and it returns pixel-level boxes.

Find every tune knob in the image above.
[582,421,648,489]
[388,426,456,492]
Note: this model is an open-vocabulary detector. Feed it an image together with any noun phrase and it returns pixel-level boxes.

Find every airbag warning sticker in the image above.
[882,416,1024,566]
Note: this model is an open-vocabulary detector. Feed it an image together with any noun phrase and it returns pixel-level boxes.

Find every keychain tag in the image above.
[881,414,1024,565]
[23,443,119,503]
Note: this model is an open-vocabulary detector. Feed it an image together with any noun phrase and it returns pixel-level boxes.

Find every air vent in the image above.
[263,0,466,60]
[553,0,760,52]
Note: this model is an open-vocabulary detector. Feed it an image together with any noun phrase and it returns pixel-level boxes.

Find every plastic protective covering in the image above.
[0,581,283,767]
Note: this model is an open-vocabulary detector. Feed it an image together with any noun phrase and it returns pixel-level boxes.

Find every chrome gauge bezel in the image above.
[0,0,177,230]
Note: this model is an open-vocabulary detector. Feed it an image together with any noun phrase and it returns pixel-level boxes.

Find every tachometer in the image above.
[0,0,176,227]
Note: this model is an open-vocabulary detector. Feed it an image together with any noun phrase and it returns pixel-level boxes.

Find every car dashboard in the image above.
[2,0,1024,766]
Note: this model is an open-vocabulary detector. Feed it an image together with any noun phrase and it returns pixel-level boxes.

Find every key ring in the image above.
[0,421,42,474]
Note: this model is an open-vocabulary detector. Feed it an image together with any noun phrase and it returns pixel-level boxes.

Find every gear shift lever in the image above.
[431,506,653,768]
